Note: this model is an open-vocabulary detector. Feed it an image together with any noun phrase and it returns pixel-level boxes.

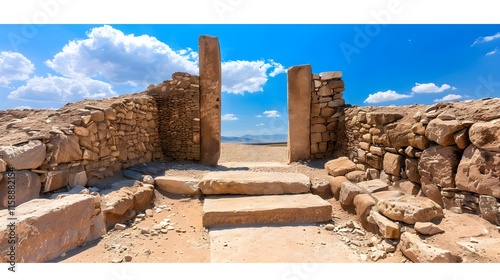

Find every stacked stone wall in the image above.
[310,72,345,159]
[334,99,500,225]
[147,72,201,161]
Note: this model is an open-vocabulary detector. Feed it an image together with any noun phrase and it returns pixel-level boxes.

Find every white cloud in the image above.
[221,113,238,121]
[13,105,32,110]
[0,51,35,86]
[472,32,500,46]
[486,48,498,56]
[412,83,453,94]
[256,115,262,118]
[8,75,117,102]
[221,60,286,94]
[256,123,265,127]
[364,90,413,104]
[263,110,281,118]
[434,94,463,103]
[45,25,199,86]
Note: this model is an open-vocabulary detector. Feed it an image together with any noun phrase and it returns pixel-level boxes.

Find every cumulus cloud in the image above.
[221,60,286,94]
[486,48,498,56]
[433,94,463,103]
[364,90,413,104]
[256,123,265,126]
[45,25,199,86]
[221,113,238,121]
[8,75,117,102]
[263,110,281,118]
[412,83,455,94]
[13,105,32,110]
[0,51,35,86]
[471,32,500,46]
[256,115,263,118]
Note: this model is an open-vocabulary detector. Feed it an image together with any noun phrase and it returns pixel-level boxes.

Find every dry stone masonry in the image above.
[328,98,500,227]
[146,72,201,161]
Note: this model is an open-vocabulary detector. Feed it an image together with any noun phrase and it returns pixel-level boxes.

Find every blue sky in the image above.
[1,24,500,136]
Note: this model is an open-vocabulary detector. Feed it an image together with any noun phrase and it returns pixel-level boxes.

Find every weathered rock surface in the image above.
[325,157,356,177]
[353,191,403,229]
[456,145,500,199]
[414,222,444,235]
[311,180,333,199]
[155,176,200,196]
[368,209,400,239]
[376,196,444,224]
[0,171,41,209]
[357,179,389,194]
[202,194,332,228]
[345,170,366,182]
[0,195,104,263]
[49,135,82,164]
[469,122,500,152]
[383,153,402,176]
[425,119,464,146]
[328,176,349,199]
[478,195,500,225]
[418,145,461,189]
[198,171,310,195]
[339,182,363,206]
[393,180,420,195]
[0,140,46,170]
[400,232,455,263]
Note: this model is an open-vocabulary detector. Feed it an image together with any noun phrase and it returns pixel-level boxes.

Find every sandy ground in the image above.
[53,143,500,263]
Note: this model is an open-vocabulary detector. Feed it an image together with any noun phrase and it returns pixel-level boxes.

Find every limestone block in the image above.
[400,232,455,263]
[325,157,356,176]
[0,171,41,209]
[376,196,444,224]
[383,153,403,176]
[418,145,461,189]
[0,140,46,170]
[469,122,500,152]
[425,119,464,146]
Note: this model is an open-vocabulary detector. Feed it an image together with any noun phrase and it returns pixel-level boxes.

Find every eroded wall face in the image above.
[147,72,201,161]
[335,101,500,225]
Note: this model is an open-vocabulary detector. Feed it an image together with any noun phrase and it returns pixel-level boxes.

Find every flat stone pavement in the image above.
[209,224,359,262]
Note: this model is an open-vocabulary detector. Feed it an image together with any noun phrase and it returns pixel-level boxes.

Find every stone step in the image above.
[203,193,332,228]
[198,171,310,195]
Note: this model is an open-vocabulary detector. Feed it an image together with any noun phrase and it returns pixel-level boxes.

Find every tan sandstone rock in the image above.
[155,176,200,196]
[0,140,46,170]
[456,145,500,199]
[49,135,82,164]
[418,145,461,189]
[339,181,363,206]
[353,191,403,230]
[328,176,349,199]
[325,157,356,177]
[376,196,444,224]
[0,195,101,263]
[0,171,41,209]
[368,209,400,239]
[425,119,464,146]
[400,232,455,263]
[383,153,402,176]
[469,122,500,152]
[414,222,444,235]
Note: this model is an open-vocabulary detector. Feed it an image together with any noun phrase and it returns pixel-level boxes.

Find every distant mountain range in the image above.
[221,134,288,144]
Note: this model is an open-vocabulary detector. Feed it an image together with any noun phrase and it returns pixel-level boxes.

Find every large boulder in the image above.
[325,157,356,177]
[425,119,464,146]
[155,176,200,196]
[0,171,41,209]
[469,122,500,152]
[43,170,70,192]
[353,191,403,230]
[339,182,363,207]
[0,140,46,170]
[0,195,101,263]
[418,145,461,189]
[400,232,455,263]
[49,135,82,164]
[376,195,444,224]
[456,145,500,199]
[366,112,403,125]
[386,122,412,149]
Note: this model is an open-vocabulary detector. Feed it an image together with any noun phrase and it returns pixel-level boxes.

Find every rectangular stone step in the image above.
[198,171,310,195]
[203,193,332,228]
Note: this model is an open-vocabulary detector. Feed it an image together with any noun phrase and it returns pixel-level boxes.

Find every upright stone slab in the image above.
[288,65,312,163]
[199,35,221,166]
